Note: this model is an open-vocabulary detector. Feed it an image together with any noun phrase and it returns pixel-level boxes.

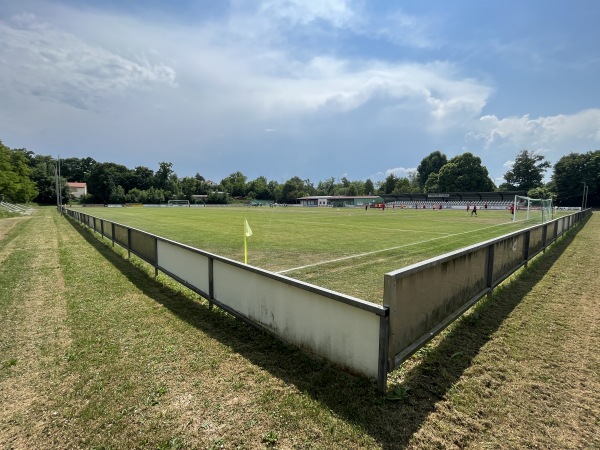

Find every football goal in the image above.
[513,195,553,224]
[167,200,190,207]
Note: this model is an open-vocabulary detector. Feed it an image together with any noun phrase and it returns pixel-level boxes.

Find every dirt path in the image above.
[0,210,72,449]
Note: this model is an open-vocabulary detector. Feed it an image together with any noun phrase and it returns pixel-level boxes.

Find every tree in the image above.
[247,176,271,200]
[0,142,38,202]
[417,151,447,188]
[220,171,248,197]
[280,176,307,203]
[60,157,97,182]
[131,166,155,191]
[552,150,600,207]
[503,150,551,191]
[424,172,440,193]
[382,174,398,194]
[154,162,174,192]
[86,163,128,203]
[527,186,555,201]
[364,179,374,195]
[437,152,495,192]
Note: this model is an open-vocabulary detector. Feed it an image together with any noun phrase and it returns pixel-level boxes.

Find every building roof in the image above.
[379,191,526,202]
[67,182,87,188]
[297,195,380,200]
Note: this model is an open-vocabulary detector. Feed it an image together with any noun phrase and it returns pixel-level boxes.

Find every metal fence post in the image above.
[377,309,390,394]
[486,243,495,289]
[208,257,214,310]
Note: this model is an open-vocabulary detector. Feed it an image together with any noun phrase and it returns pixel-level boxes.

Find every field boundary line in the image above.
[277,220,517,274]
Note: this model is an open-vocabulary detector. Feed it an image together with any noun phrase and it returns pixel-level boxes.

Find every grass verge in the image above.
[0,207,597,449]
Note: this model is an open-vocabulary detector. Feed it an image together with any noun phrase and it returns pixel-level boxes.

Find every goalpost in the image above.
[513,195,553,224]
[167,199,190,207]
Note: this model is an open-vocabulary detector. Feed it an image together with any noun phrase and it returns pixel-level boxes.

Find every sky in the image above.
[1,0,600,186]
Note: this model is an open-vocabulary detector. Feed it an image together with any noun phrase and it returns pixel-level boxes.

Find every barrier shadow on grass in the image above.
[64,215,588,449]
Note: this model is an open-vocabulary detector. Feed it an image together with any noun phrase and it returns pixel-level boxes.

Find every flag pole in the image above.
[244,218,252,264]
[244,223,248,264]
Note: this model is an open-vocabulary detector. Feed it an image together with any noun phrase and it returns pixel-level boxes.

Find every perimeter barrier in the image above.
[62,207,390,391]
[62,207,591,392]
[384,208,592,372]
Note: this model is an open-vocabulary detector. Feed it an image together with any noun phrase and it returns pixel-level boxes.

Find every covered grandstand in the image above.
[379,191,526,210]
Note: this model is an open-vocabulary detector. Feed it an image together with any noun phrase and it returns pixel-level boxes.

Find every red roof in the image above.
[67,182,87,188]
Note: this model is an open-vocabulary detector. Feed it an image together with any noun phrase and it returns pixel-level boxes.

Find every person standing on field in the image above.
[471,205,477,216]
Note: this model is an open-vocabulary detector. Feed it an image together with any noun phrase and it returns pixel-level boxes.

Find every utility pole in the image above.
[55,156,62,213]
[581,182,588,211]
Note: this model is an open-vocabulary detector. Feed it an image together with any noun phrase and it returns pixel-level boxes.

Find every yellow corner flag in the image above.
[245,218,253,237]
[244,219,252,263]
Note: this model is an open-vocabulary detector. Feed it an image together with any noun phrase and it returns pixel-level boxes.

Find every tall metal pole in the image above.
[55,161,60,210]
[584,185,589,210]
[581,182,586,211]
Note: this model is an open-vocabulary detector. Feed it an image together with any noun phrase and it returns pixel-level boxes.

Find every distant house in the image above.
[66,182,88,199]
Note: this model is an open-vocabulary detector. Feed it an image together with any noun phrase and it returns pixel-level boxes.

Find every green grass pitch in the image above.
[75,206,550,304]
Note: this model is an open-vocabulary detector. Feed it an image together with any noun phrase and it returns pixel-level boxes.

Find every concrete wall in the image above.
[63,209,389,387]
[384,209,591,371]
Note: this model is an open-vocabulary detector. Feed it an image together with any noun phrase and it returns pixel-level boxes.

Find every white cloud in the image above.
[0,13,176,110]
[385,167,416,178]
[473,109,600,149]
[259,0,356,28]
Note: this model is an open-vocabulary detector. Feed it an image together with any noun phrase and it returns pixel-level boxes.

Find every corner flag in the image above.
[244,219,253,237]
[244,219,252,263]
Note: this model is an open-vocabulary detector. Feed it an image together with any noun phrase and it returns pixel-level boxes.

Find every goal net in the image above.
[167,200,190,207]
[513,195,553,224]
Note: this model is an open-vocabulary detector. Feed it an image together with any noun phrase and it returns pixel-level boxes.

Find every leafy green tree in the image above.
[220,171,247,197]
[364,178,374,195]
[61,157,97,182]
[132,166,155,191]
[384,174,397,194]
[552,150,600,207]
[397,178,411,193]
[267,180,281,201]
[179,176,201,201]
[124,188,144,203]
[154,162,174,191]
[503,149,551,191]
[407,171,421,193]
[144,187,167,204]
[346,184,358,196]
[109,185,126,204]
[527,186,555,201]
[424,172,440,193]
[30,155,58,203]
[280,176,307,203]
[247,176,271,200]
[437,152,495,192]
[348,180,365,196]
[87,163,119,203]
[316,178,335,195]
[0,142,38,202]
[417,151,447,188]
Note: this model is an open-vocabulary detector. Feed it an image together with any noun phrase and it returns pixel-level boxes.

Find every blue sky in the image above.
[1,0,599,186]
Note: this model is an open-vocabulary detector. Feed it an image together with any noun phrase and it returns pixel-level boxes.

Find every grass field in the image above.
[73,206,552,303]
[0,207,597,449]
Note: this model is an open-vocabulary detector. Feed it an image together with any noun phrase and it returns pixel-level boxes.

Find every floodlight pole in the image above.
[581,182,587,211]
[55,156,63,214]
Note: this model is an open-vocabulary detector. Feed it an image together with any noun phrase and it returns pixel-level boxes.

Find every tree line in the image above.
[1,139,598,207]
